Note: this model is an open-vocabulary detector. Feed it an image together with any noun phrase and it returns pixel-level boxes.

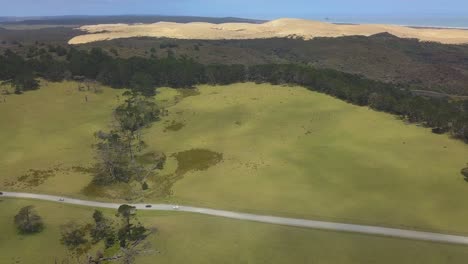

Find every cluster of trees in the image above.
[1,48,467,142]
[93,91,164,187]
[14,205,44,234]
[60,205,151,264]
[0,50,40,93]
[12,204,151,263]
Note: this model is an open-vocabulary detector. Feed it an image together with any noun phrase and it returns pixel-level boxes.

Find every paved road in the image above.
[3,191,468,245]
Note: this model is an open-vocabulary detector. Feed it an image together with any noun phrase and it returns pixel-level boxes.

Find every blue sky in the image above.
[2,0,467,19]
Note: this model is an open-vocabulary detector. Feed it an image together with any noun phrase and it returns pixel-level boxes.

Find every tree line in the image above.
[1,47,467,142]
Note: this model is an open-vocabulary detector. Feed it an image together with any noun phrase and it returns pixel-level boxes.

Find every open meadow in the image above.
[2,82,468,234]
[0,81,121,196]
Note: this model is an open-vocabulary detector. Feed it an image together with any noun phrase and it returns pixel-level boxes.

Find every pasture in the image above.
[147,83,468,234]
[2,82,468,234]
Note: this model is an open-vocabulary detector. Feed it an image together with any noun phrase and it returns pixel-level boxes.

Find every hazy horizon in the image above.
[2,0,468,28]
[2,14,468,29]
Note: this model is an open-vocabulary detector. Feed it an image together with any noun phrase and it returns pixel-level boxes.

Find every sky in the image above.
[1,0,468,19]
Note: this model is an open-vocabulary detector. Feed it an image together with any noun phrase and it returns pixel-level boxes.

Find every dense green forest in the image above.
[1,47,467,142]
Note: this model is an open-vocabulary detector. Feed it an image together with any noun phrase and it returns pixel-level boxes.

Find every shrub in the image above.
[462,167,468,181]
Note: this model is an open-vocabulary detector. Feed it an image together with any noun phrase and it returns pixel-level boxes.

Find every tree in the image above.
[14,206,44,234]
[12,72,39,94]
[130,72,155,96]
[93,91,162,186]
[59,206,153,264]
[90,210,115,246]
[117,205,136,225]
[117,205,149,248]
[93,130,133,185]
[462,167,468,181]
[109,48,119,56]
[60,222,88,250]
[114,92,160,161]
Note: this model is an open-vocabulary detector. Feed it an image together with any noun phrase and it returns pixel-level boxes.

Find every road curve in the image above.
[3,191,468,245]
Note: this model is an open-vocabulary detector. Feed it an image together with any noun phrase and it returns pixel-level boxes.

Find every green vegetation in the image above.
[146,84,468,234]
[3,23,468,263]
[96,36,468,96]
[3,28,468,95]
[14,206,44,234]
[60,206,151,263]
[3,199,468,264]
[17,168,57,187]
[0,81,121,195]
[2,82,468,234]
[2,48,468,142]
[462,167,468,181]
[93,91,163,186]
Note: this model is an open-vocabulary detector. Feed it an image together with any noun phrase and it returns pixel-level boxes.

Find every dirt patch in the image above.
[164,121,185,132]
[172,149,223,177]
[70,165,96,174]
[17,168,58,187]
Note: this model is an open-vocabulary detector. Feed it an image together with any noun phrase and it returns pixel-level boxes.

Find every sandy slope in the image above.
[68,18,468,44]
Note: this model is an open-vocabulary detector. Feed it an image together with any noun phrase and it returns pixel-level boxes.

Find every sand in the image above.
[68,18,468,45]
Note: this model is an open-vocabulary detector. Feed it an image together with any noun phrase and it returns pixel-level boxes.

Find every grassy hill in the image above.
[1,82,468,234]
[2,198,468,264]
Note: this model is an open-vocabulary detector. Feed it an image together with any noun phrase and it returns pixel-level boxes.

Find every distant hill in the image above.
[0,17,27,22]
[1,15,265,26]
[69,18,468,45]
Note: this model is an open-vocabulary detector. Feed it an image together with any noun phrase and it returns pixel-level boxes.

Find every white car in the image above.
[173,205,180,210]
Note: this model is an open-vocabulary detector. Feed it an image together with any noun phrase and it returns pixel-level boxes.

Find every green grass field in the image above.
[2,82,468,235]
[148,83,468,234]
[2,198,468,264]
[0,81,121,196]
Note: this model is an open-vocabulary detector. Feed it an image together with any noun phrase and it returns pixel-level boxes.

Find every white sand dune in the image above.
[68,18,468,45]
